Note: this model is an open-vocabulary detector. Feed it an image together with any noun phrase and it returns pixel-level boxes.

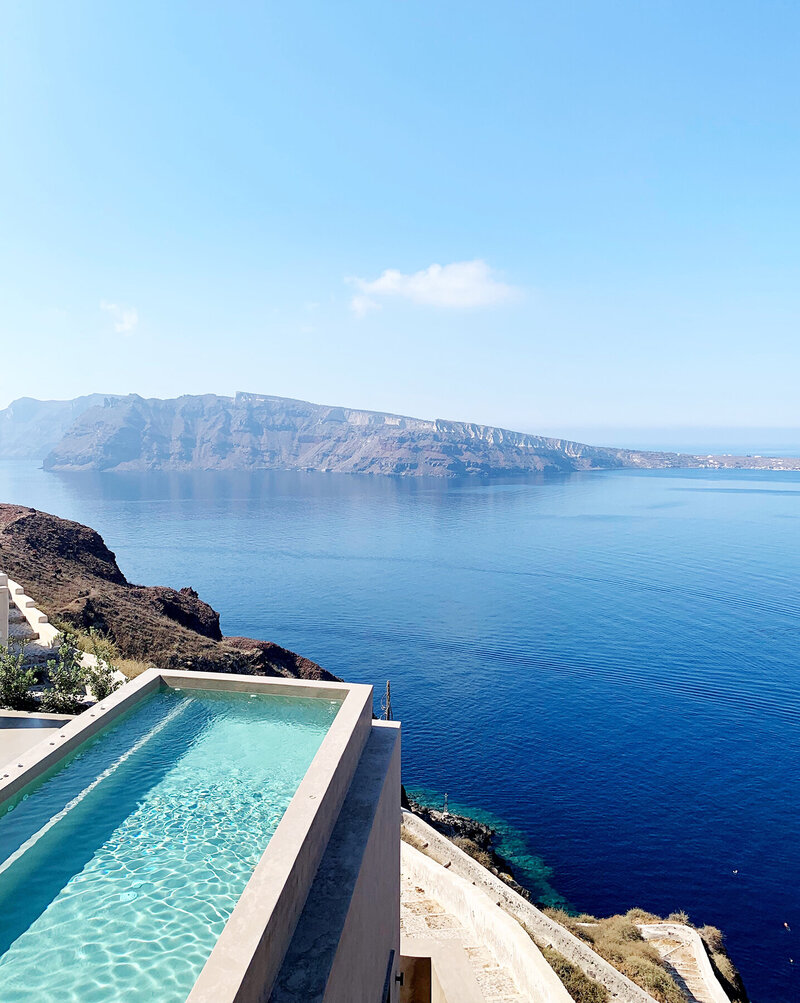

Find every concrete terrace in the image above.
[0,710,72,768]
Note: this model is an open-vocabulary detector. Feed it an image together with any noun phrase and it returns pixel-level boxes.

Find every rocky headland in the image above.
[402,788,536,902]
[2,391,797,475]
[0,504,337,682]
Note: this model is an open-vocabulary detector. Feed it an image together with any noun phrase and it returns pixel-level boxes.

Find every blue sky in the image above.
[1,1,798,441]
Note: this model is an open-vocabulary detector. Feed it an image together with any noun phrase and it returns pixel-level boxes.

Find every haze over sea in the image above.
[1,459,797,1003]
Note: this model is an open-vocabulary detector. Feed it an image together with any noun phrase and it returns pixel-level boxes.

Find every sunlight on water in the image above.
[0,688,339,1002]
[0,461,798,1001]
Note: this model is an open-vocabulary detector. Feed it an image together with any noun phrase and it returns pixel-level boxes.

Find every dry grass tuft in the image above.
[540,945,609,1003]
[616,956,685,1003]
[697,925,742,997]
[114,657,153,679]
[698,924,724,953]
[543,908,685,1003]
[452,836,493,870]
[624,907,662,923]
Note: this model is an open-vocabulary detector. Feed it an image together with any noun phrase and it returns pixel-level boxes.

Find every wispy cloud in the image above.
[347,259,519,316]
[350,294,380,318]
[101,300,139,334]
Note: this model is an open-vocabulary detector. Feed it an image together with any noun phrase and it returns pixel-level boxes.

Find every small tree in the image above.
[86,629,121,701]
[0,641,36,711]
[41,631,87,714]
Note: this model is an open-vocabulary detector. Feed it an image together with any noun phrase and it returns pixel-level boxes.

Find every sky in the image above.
[1,1,799,442]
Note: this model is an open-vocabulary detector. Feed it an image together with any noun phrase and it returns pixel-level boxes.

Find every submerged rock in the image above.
[403,789,534,902]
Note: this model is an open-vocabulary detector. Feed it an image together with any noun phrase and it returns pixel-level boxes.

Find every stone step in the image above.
[23,645,56,667]
[9,622,39,643]
[3,640,54,666]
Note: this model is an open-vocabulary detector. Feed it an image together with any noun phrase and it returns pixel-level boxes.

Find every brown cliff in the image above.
[0,504,337,682]
[38,392,800,475]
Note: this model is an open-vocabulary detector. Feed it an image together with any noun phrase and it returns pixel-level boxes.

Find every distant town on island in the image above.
[1,391,798,476]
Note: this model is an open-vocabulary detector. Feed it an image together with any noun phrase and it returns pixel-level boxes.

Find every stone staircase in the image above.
[7,598,56,667]
[8,599,38,644]
[1,571,61,669]
[638,924,731,1003]
[401,868,529,1002]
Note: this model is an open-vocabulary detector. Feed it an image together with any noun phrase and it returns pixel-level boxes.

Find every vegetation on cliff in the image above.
[0,504,338,684]
[544,907,749,1003]
[538,945,609,1003]
[404,790,748,1003]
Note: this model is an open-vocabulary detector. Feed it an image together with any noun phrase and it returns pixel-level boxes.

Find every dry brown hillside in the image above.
[0,503,337,682]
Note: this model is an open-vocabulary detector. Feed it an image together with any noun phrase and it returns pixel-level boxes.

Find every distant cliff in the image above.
[0,394,120,459]
[43,392,656,475]
[0,503,337,681]
[2,391,798,474]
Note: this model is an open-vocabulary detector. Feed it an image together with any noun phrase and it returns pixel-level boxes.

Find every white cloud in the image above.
[350,294,380,318]
[101,300,139,334]
[348,259,519,315]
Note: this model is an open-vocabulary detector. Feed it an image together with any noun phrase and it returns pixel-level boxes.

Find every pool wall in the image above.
[270,719,401,1003]
[0,669,401,1003]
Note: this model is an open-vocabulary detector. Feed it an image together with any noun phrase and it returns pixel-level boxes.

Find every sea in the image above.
[0,459,797,1003]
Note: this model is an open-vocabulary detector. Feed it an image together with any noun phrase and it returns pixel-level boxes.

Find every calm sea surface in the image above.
[1,461,798,1002]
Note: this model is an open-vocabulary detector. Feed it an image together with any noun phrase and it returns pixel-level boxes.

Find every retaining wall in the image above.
[401,840,571,1003]
[402,810,659,1003]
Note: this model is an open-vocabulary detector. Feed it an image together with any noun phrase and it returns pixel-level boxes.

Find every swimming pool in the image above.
[0,682,343,1002]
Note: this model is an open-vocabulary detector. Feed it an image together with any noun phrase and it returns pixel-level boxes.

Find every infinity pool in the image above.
[0,687,340,1002]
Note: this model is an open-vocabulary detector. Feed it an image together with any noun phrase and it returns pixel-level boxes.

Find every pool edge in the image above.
[0,670,377,1003]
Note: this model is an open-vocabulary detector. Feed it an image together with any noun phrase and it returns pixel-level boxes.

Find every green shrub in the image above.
[41,632,87,714]
[85,629,121,700]
[86,660,120,701]
[0,642,36,710]
[540,945,609,1003]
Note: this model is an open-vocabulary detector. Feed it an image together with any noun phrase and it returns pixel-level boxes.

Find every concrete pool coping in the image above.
[0,668,374,1003]
[0,710,75,771]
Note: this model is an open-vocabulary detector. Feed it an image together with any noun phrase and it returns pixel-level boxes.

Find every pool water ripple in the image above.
[0,688,339,1002]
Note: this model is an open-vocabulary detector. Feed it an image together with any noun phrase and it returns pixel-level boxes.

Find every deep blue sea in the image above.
[1,461,798,1003]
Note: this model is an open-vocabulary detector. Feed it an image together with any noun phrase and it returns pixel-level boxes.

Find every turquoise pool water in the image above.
[0,687,340,1002]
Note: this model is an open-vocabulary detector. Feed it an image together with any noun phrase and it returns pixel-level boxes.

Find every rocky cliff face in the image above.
[6,391,798,474]
[0,504,337,681]
[35,391,698,474]
[0,394,121,459]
